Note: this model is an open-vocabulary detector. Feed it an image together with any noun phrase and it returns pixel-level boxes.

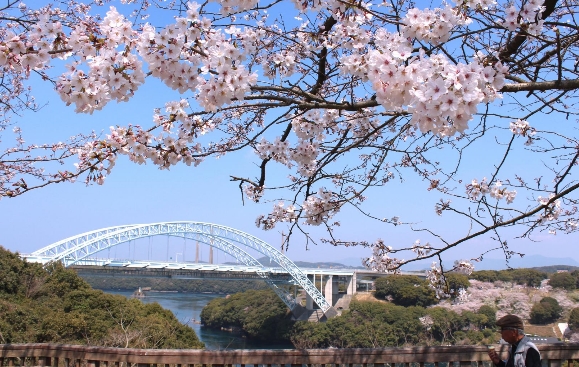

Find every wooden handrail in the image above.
[1,343,578,367]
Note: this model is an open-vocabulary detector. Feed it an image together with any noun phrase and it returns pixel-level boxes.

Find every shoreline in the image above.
[96,288,228,295]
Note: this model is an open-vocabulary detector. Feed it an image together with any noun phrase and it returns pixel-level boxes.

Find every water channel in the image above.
[105,290,294,350]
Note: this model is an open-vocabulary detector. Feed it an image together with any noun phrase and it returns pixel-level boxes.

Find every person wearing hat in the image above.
[488,314,541,367]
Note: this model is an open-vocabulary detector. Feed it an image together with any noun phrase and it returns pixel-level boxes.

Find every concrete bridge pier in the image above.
[323,275,339,307]
[305,290,314,310]
[300,274,339,320]
[346,272,357,295]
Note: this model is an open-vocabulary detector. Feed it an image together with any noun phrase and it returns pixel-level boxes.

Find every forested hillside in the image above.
[0,247,203,348]
[291,300,497,348]
[201,268,579,348]
[201,288,497,348]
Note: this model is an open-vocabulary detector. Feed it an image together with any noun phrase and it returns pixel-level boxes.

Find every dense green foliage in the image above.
[374,275,438,307]
[445,273,470,297]
[290,301,497,348]
[469,269,548,286]
[83,275,269,293]
[201,287,498,348]
[569,307,579,331]
[530,296,563,324]
[200,289,294,341]
[469,270,500,283]
[477,305,497,329]
[373,273,470,306]
[0,247,203,348]
[548,272,578,290]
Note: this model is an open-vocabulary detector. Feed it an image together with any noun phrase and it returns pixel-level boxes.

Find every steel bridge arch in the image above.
[32,222,332,313]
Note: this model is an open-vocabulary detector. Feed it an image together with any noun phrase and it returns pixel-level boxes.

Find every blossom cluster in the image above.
[402,6,471,44]
[254,188,341,229]
[466,178,516,204]
[461,0,497,10]
[0,2,253,116]
[503,0,545,35]
[565,220,579,233]
[256,110,351,178]
[57,2,260,114]
[255,137,291,164]
[537,194,562,223]
[341,24,508,136]
[57,7,145,113]
[490,180,517,204]
[510,119,536,145]
[412,240,432,258]
[328,14,373,52]
[425,260,474,299]
[211,0,259,15]
[136,5,257,112]
[426,262,449,299]
[452,260,475,275]
[262,50,298,79]
[255,201,298,230]
[74,98,213,174]
[243,184,265,203]
[363,240,404,273]
[302,188,341,225]
[0,11,58,75]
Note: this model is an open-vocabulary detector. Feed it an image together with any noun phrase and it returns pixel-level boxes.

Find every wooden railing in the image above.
[1,343,578,367]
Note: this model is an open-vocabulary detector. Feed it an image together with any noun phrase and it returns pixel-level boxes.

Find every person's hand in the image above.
[488,348,500,365]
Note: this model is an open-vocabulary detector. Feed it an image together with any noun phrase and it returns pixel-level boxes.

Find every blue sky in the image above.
[1,1,579,270]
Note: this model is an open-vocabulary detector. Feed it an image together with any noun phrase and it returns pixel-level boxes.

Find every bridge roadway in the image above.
[23,255,426,285]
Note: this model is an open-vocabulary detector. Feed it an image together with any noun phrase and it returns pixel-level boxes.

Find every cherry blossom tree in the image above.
[1,0,579,281]
[437,279,579,320]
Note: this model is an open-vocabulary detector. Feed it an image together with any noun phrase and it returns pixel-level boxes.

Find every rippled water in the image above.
[104,290,294,350]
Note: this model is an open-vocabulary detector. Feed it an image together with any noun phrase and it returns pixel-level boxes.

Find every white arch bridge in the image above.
[23,222,344,318]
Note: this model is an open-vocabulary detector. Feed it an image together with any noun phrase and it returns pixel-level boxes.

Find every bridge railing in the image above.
[1,344,578,367]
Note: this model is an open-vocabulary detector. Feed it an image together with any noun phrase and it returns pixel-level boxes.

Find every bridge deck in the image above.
[22,255,425,277]
[23,256,359,275]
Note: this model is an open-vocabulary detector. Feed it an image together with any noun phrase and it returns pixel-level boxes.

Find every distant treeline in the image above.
[82,276,269,293]
[469,268,579,289]
[469,269,548,286]
[531,265,579,273]
[0,247,203,348]
[81,267,579,293]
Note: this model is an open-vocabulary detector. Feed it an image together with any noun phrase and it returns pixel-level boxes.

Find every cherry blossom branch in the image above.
[402,181,579,267]
[501,79,579,92]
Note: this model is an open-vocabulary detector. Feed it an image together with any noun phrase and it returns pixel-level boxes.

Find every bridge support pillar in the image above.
[324,275,333,306]
[305,274,315,310]
[323,275,339,306]
[305,293,314,310]
[346,272,357,295]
